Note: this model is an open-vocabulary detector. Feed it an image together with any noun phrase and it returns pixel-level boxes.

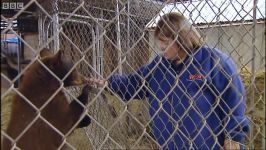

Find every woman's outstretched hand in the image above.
[223,139,240,150]
[88,78,108,87]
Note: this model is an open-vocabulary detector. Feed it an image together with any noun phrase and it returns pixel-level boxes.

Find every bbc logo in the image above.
[2,2,24,9]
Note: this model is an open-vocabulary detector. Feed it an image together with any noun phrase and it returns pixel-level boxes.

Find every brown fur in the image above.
[2,49,91,150]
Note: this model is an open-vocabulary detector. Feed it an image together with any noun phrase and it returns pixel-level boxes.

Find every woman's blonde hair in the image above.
[154,12,204,51]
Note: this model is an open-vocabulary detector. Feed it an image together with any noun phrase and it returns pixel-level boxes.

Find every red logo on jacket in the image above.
[189,74,204,80]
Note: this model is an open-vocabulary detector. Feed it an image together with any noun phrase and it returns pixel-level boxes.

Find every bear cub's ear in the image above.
[39,48,54,58]
[39,49,65,65]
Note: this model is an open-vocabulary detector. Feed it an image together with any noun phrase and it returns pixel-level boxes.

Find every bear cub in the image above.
[2,48,91,150]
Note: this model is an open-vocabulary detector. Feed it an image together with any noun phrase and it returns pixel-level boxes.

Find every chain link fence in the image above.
[1,0,265,149]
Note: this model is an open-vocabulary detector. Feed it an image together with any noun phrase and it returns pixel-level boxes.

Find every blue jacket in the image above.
[108,46,250,149]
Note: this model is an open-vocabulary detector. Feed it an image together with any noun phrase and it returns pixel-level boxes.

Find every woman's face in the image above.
[157,36,180,61]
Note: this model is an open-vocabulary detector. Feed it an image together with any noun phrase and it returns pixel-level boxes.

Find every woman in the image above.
[91,12,250,149]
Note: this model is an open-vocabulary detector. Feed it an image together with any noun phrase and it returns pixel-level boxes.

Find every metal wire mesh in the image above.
[1,0,265,149]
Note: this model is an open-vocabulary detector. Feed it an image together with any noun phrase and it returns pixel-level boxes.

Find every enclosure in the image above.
[1,0,265,149]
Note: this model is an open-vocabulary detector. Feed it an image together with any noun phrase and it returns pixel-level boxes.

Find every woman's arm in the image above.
[213,54,250,148]
[107,65,150,101]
